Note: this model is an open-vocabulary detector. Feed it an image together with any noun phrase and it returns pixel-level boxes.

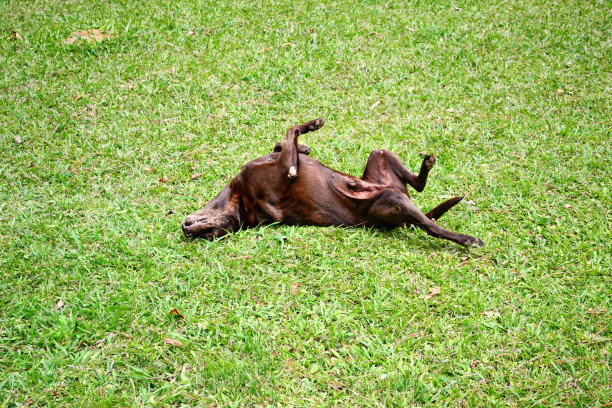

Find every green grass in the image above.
[1,0,610,406]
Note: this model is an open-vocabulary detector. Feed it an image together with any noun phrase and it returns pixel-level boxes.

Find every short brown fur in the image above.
[182,118,483,247]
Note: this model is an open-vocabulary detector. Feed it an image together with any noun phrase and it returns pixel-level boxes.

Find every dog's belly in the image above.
[240,153,373,227]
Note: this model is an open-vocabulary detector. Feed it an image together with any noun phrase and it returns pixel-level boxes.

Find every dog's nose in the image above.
[183,218,195,227]
[181,221,194,237]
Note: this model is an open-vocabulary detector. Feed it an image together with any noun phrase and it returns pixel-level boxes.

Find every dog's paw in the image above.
[460,236,484,248]
[308,118,325,130]
[288,165,297,178]
[468,237,484,247]
[423,154,436,171]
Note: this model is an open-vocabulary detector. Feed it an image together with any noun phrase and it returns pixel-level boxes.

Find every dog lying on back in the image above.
[182,118,483,247]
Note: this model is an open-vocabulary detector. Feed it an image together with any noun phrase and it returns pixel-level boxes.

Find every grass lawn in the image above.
[1,0,610,406]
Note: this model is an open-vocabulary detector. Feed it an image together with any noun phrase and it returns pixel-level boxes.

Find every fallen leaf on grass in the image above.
[457,256,471,267]
[74,94,82,101]
[556,88,564,95]
[370,100,382,110]
[291,282,300,296]
[282,42,296,47]
[14,135,22,144]
[163,337,183,347]
[446,107,455,113]
[159,175,168,183]
[190,173,202,180]
[51,389,59,397]
[8,31,23,40]
[55,300,65,310]
[564,203,573,208]
[169,308,184,319]
[64,29,112,45]
[425,287,440,300]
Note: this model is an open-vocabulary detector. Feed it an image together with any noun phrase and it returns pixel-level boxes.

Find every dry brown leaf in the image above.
[190,173,202,180]
[121,333,133,339]
[128,83,134,91]
[64,29,111,45]
[159,175,168,183]
[564,203,573,209]
[291,282,300,296]
[51,389,59,397]
[74,94,83,101]
[282,42,296,47]
[163,337,183,347]
[8,31,23,41]
[556,89,564,95]
[425,287,440,300]
[169,308,184,319]
[406,332,419,338]
[55,300,65,310]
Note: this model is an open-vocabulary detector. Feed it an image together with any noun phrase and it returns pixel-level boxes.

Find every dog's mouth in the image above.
[181,218,225,241]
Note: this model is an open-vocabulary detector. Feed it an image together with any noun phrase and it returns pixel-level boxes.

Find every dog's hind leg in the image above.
[369,191,483,247]
[277,118,325,179]
[361,150,435,192]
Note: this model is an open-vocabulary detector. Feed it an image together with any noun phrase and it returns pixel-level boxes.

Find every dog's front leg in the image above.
[277,118,325,179]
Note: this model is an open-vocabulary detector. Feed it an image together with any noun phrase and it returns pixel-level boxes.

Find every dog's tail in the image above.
[425,196,463,220]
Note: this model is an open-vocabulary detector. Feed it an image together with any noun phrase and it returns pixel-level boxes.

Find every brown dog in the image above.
[182,118,483,247]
